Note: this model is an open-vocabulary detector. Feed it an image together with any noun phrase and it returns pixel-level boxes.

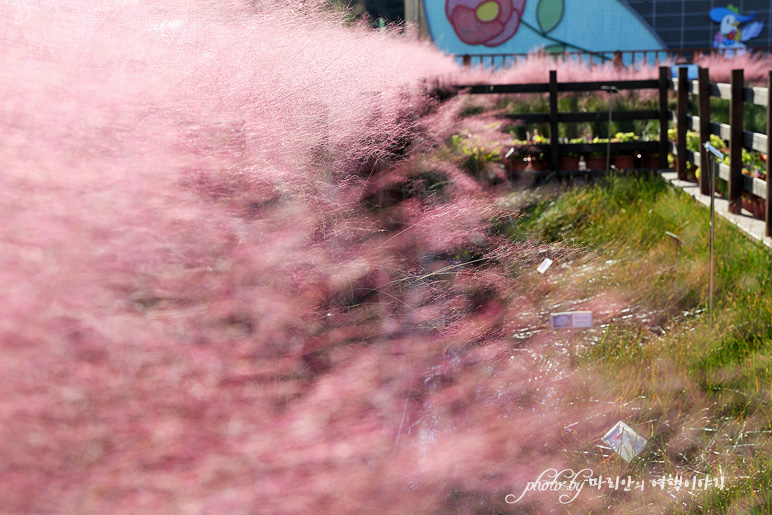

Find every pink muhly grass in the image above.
[1,0,464,511]
[448,54,671,107]
[453,53,665,85]
[693,52,772,85]
[455,50,772,87]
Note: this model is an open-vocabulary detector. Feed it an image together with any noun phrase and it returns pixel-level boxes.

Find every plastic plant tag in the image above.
[704,143,724,159]
[550,311,592,329]
[602,421,647,462]
[537,258,553,274]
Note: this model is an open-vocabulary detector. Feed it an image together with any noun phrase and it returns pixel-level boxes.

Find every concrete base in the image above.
[661,171,772,249]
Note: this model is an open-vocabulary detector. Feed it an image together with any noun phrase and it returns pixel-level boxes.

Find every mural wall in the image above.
[419,0,771,56]
[426,0,665,56]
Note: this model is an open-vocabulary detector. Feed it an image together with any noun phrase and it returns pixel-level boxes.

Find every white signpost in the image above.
[705,142,724,329]
[602,421,648,462]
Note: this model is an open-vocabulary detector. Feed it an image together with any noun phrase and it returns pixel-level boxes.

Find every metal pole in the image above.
[607,97,612,171]
[601,86,620,171]
[709,155,715,328]
[705,143,723,329]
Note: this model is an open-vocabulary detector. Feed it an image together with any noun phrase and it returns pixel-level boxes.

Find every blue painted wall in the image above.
[425,0,665,56]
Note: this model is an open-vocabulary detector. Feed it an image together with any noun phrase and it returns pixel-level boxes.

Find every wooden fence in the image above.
[669,67,771,238]
[456,66,772,236]
[456,70,667,173]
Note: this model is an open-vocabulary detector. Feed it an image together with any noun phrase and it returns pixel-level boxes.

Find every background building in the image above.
[625,0,771,50]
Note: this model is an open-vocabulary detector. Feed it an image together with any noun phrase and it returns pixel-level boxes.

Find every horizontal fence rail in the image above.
[500,110,660,124]
[669,79,769,107]
[457,80,659,95]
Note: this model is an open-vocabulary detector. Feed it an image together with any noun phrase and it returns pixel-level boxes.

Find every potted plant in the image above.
[559,138,585,171]
[524,154,549,172]
[637,121,661,168]
[750,152,767,218]
[667,131,727,179]
[612,132,638,170]
[528,133,550,171]
[741,190,753,215]
[740,151,767,219]
[752,196,764,219]
[683,131,703,180]
[741,190,765,219]
[699,134,729,177]
[695,136,729,194]
[505,139,530,173]
[639,151,661,170]
[587,137,608,170]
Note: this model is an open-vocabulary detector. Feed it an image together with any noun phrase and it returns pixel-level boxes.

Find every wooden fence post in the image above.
[767,70,772,236]
[549,70,559,172]
[729,68,743,213]
[613,51,623,69]
[698,67,711,195]
[658,66,669,169]
[676,66,688,180]
[462,54,471,68]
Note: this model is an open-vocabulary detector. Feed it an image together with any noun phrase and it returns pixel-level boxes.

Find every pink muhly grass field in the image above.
[453,51,772,92]
[693,52,772,85]
[1,1,670,513]
[453,53,664,85]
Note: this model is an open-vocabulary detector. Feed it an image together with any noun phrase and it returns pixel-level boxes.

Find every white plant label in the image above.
[537,258,553,274]
[550,311,592,329]
[602,421,647,462]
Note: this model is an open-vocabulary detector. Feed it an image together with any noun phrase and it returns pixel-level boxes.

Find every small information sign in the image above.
[537,258,553,274]
[550,311,592,329]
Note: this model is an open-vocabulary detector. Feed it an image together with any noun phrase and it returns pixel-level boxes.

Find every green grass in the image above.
[505,175,772,512]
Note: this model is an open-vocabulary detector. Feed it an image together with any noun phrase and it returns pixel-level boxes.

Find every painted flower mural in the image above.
[429,0,665,62]
[446,0,527,47]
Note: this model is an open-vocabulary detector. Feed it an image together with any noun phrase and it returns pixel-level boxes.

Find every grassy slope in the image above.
[506,175,772,512]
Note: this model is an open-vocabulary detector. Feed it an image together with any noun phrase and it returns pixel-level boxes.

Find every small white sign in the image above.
[550,311,592,329]
[537,258,553,274]
[602,421,647,462]
[671,64,698,80]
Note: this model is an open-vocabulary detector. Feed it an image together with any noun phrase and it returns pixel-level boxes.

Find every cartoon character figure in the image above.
[710,4,764,51]
[446,0,527,47]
